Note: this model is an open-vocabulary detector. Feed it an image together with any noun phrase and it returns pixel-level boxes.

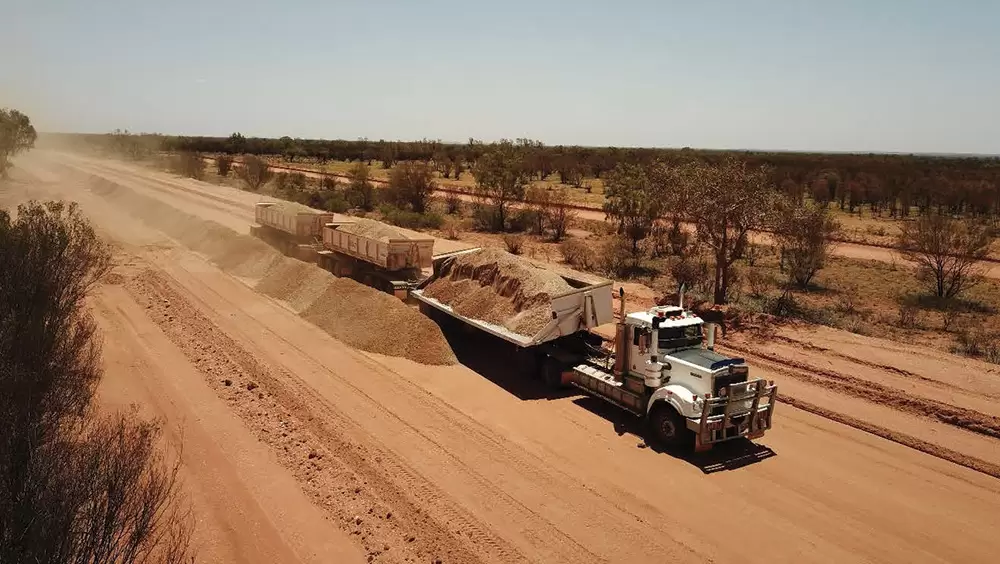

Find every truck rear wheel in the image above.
[649,404,691,448]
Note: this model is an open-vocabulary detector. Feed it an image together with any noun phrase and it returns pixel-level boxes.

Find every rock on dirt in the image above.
[302,278,457,366]
[422,247,573,336]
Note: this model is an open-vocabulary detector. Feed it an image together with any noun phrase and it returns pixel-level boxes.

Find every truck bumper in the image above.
[687,380,777,451]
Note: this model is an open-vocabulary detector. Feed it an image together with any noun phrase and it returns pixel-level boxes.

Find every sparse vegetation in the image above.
[0,201,192,563]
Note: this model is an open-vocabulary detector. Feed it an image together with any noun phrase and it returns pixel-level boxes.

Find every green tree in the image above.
[387,161,435,213]
[347,161,375,211]
[472,140,530,231]
[0,109,38,177]
[603,163,662,256]
[672,158,776,304]
[897,214,992,299]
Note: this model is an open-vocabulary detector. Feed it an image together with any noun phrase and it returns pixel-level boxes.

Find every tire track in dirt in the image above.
[777,395,1000,480]
[764,333,937,382]
[125,267,526,564]
[722,343,1000,440]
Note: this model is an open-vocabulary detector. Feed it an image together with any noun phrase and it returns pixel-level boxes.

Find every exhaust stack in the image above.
[705,322,717,350]
[613,288,627,380]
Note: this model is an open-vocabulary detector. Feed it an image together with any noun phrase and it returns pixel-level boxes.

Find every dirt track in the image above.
[4,151,1000,563]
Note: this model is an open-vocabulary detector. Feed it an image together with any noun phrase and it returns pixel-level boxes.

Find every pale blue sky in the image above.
[3,1,998,153]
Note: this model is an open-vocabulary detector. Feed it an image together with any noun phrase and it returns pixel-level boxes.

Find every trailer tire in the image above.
[649,404,691,448]
[541,357,563,390]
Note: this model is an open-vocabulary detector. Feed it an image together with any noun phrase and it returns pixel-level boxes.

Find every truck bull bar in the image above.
[689,379,777,451]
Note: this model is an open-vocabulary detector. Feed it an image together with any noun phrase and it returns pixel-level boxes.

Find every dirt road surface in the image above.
[4,152,1000,563]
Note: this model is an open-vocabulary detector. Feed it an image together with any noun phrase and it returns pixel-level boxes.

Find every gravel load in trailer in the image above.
[413,247,614,346]
[254,201,335,239]
[323,218,434,272]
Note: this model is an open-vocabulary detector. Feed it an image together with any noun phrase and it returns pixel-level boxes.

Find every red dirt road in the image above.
[4,152,1000,563]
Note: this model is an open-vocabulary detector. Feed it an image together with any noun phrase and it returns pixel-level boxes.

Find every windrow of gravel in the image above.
[302,278,457,366]
[422,247,573,337]
[85,175,457,366]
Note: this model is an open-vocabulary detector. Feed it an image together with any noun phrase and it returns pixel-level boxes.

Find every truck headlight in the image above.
[692,397,704,413]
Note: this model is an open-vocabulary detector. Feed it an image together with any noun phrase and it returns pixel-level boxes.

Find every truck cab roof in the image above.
[626,306,703,329]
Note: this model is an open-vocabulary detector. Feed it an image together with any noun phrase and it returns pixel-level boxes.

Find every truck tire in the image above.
[541,357,563,390]
[649,404,691,448]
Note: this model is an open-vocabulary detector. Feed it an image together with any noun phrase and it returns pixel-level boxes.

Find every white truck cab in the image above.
[567,302,777,450]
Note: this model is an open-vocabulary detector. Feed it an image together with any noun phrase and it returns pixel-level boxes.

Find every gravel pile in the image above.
[422,247,573,336]
[85,176,456,364]
[302,278,457,365]
[256,259,337,312]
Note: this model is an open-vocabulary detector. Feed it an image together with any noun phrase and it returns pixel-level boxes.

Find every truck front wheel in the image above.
[649,404,692,448]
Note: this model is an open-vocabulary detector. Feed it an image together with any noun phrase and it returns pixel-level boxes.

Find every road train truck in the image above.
[412,250,778,450]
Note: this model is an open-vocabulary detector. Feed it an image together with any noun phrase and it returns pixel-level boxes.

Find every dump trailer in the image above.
[411,250,777,450]
[250,202,336,263]
[317,219,435,300]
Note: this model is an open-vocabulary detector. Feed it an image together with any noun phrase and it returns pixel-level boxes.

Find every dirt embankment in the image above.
[423,248,573,336]
[85,175,456,365]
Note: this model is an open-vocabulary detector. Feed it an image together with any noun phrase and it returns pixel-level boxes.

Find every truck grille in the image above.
[713,369,748,395]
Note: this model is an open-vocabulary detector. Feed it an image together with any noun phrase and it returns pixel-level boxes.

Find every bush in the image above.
[386,161,435,213]
[238,155,273,191]
[171,152,204,180]
[560,238,598,270]
[955,327,1000,363]
[306,190,350,213]
[378,203,443,230]
[503,233,525,255]
[509,208,540,233]
[599,236,634,277]
[0,201,192,563]
[346,162,374,211]
[669,256,711,294]
[471,203,499,231]
[898,303,920,329]
[898,214,991,300]
[445,191,462,215]
[442,216,468,240]
[746,267,774,298]
[216,154,233,177]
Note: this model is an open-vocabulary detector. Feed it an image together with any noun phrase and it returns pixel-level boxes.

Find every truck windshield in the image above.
[658,324,703,349]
